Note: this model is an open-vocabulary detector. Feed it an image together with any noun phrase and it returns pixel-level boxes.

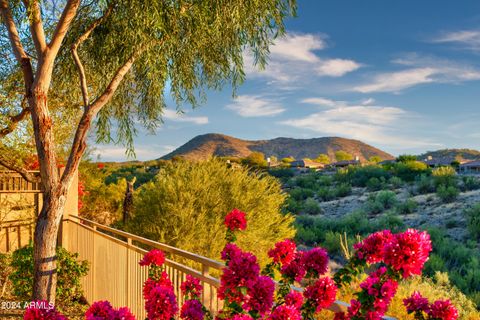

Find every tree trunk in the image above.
[32,188,67,304]
[123,177,136,224]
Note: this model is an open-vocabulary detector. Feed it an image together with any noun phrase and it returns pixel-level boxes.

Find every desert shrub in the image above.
[289,187,315,201]
[394,160,430,182]
[465,203,480,240]
[461,176,480,191]
[127,159,295,266]
[334,183,352,198]
[437,185,460,203]
[294,174,317,189]
[268,168,295,181]
[317,187,335,202]
[364,191,397,214]
[285,198,303,214]
[432,166,458,188]
[377,212,405,231]
[396,198,418,214]
[303,198,322,215]
[9,244,88,303]
[336,165,390,187]
[389,176,403,189]
[335,150,353,161]
[242,151,268,167]
[366,177,382,191]
[416,174,435,194]
[317,175,333,187]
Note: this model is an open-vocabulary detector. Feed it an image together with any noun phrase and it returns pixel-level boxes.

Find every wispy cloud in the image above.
[352,54,480,93]
[93,146,162,161]
[281,98,439,149]
[244,33,361,84]
[432,29,480,52]
[162,109,209,125]
[226,95,285,117]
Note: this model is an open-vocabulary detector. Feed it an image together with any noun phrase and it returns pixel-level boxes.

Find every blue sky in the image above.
[94,0,480,161]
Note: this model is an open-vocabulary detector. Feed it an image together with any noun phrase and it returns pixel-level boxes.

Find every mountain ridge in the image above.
[160,133,395,162]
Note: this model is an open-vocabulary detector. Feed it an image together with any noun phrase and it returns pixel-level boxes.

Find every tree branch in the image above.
[0,104,31,138]
[0,147,39,183]
[71,3,114,108]
[22,0,47,54]
[48,0,81,56]
[0,0,34,93]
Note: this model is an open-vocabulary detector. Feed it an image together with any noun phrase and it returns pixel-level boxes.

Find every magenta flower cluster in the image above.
[23,301,66,320]
[85,301,135,320]
[404,291,459,320]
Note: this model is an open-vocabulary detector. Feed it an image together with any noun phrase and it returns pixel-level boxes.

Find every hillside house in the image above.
[421,156,469,168]
[329,157,361,169]
[290,159,325,170]
[459,160,480,174]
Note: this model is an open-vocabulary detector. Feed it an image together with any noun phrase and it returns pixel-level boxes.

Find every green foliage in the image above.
[281,156,295,164]
[432,166,458,188]
[364,191,397,214]
[396,198,418,215]
[416,174,435,194]
[366,177,383,191]
[268,168,295,181]
[315,154,331,164]
[289,188,315,201]
[388,176,403,189]
[335,183,352,198]
[126,159,295,266]
[303,198,323,215]
[397,154,418,163]
[393,160,430,182]
[368,156,382,163]
[242,152,268,168]
[461,176,480,191]
[335,165,390,187]
[437,185,460,203]
[465,204,480,240]
[317,187,335,202]
[9,244,88,303]
[335,150,353,161]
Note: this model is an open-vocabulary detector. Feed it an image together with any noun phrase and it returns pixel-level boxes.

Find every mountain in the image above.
[160,133,394,162]
[417,149,480,161]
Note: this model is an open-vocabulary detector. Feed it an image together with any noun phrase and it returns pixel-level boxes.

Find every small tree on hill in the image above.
[315,153,330,164]
[335,150,353,162]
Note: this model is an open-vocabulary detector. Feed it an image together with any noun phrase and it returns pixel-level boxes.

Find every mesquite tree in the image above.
[0,0,296,302]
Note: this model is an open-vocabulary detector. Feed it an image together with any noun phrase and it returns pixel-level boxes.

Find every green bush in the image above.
[365,191,397,214]
[432,166,457,188]
[268,168,295,181]
[9,244,88,303]
[334,183,352,198]
[317,187,335,202]
[461,176,480,191]
[294,175,317,189]
[416,174,435,194]
[303,198,323,215]
[366,177,382,191]
[436,185,460,203]
[289,187,315,201]
[396,198,418,214]
[127,159,295,266]
[465,203,480,240]
[394,161,430,182]
[317,175,333,187]
[389,176,403,189]
[335,165,390,187]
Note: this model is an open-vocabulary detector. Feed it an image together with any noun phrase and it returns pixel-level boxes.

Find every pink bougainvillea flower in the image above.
[354,230,393,264]
[181,275,203,299]
[383,229,432,278]
[244,276,275,316]
[112,307,136,320]
[280,251,306,283]
[302,247,329,278]
[268,305,302,320]
[428,300,459,320]
[139,249,166,267]
[284,290,304,309]
[403,291,430,314]
[143,272,172,300]
[144,285,178,320]
[24,301,66,320]
[347,299,362,317]
[85,300,114,319]
[268,239,297,266]
[180,299,204,320]
[224,208,247,231]
[303,277,338,312]
[221,243,242,261]
[229,315,254,320]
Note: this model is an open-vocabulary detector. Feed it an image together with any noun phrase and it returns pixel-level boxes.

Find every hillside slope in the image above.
[161,133,394,161]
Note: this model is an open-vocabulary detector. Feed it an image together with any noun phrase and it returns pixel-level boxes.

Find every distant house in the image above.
[459,160,480,174]
[421,156,469,168]
[290,159,325,169]
[329,159,361,169]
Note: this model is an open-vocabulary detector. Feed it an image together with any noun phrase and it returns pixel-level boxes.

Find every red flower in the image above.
[268,305,302,320]
[144,285,178,320]
[224,208,247,231]
[302,247,329,278]
[303,277,338,312]
[347,299,361,317]
[268,239,297,266]
[24,301,66,320]
[354,230,393,264]
[112,307,136,320]
[180,299,204,320]
[383,229,432,278]
[181,275,203,299]
[284,290,304,309]
[359,267,398,315]
[280,252,306,283]
[333,312,348,320]
[143,272,172,300]
[428,300,459,320]
[85,301,114,319]
[218,245,260,304]
[403,291,430,314]
[97,163,105,169]
[139,249,166,267]
[229,315,254,320]
[244,276,275,316]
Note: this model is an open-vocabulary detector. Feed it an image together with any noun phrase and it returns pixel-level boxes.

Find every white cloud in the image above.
[244,33,361,84]
[361,98,375,105]
[301,97,345,108]
[226,95,285,117]
[316,59,361,77]
[281,98,439,149]
[432,30,480,52]
[352,54,480,93]
[162,109,209,125]
[93,146,161,161]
